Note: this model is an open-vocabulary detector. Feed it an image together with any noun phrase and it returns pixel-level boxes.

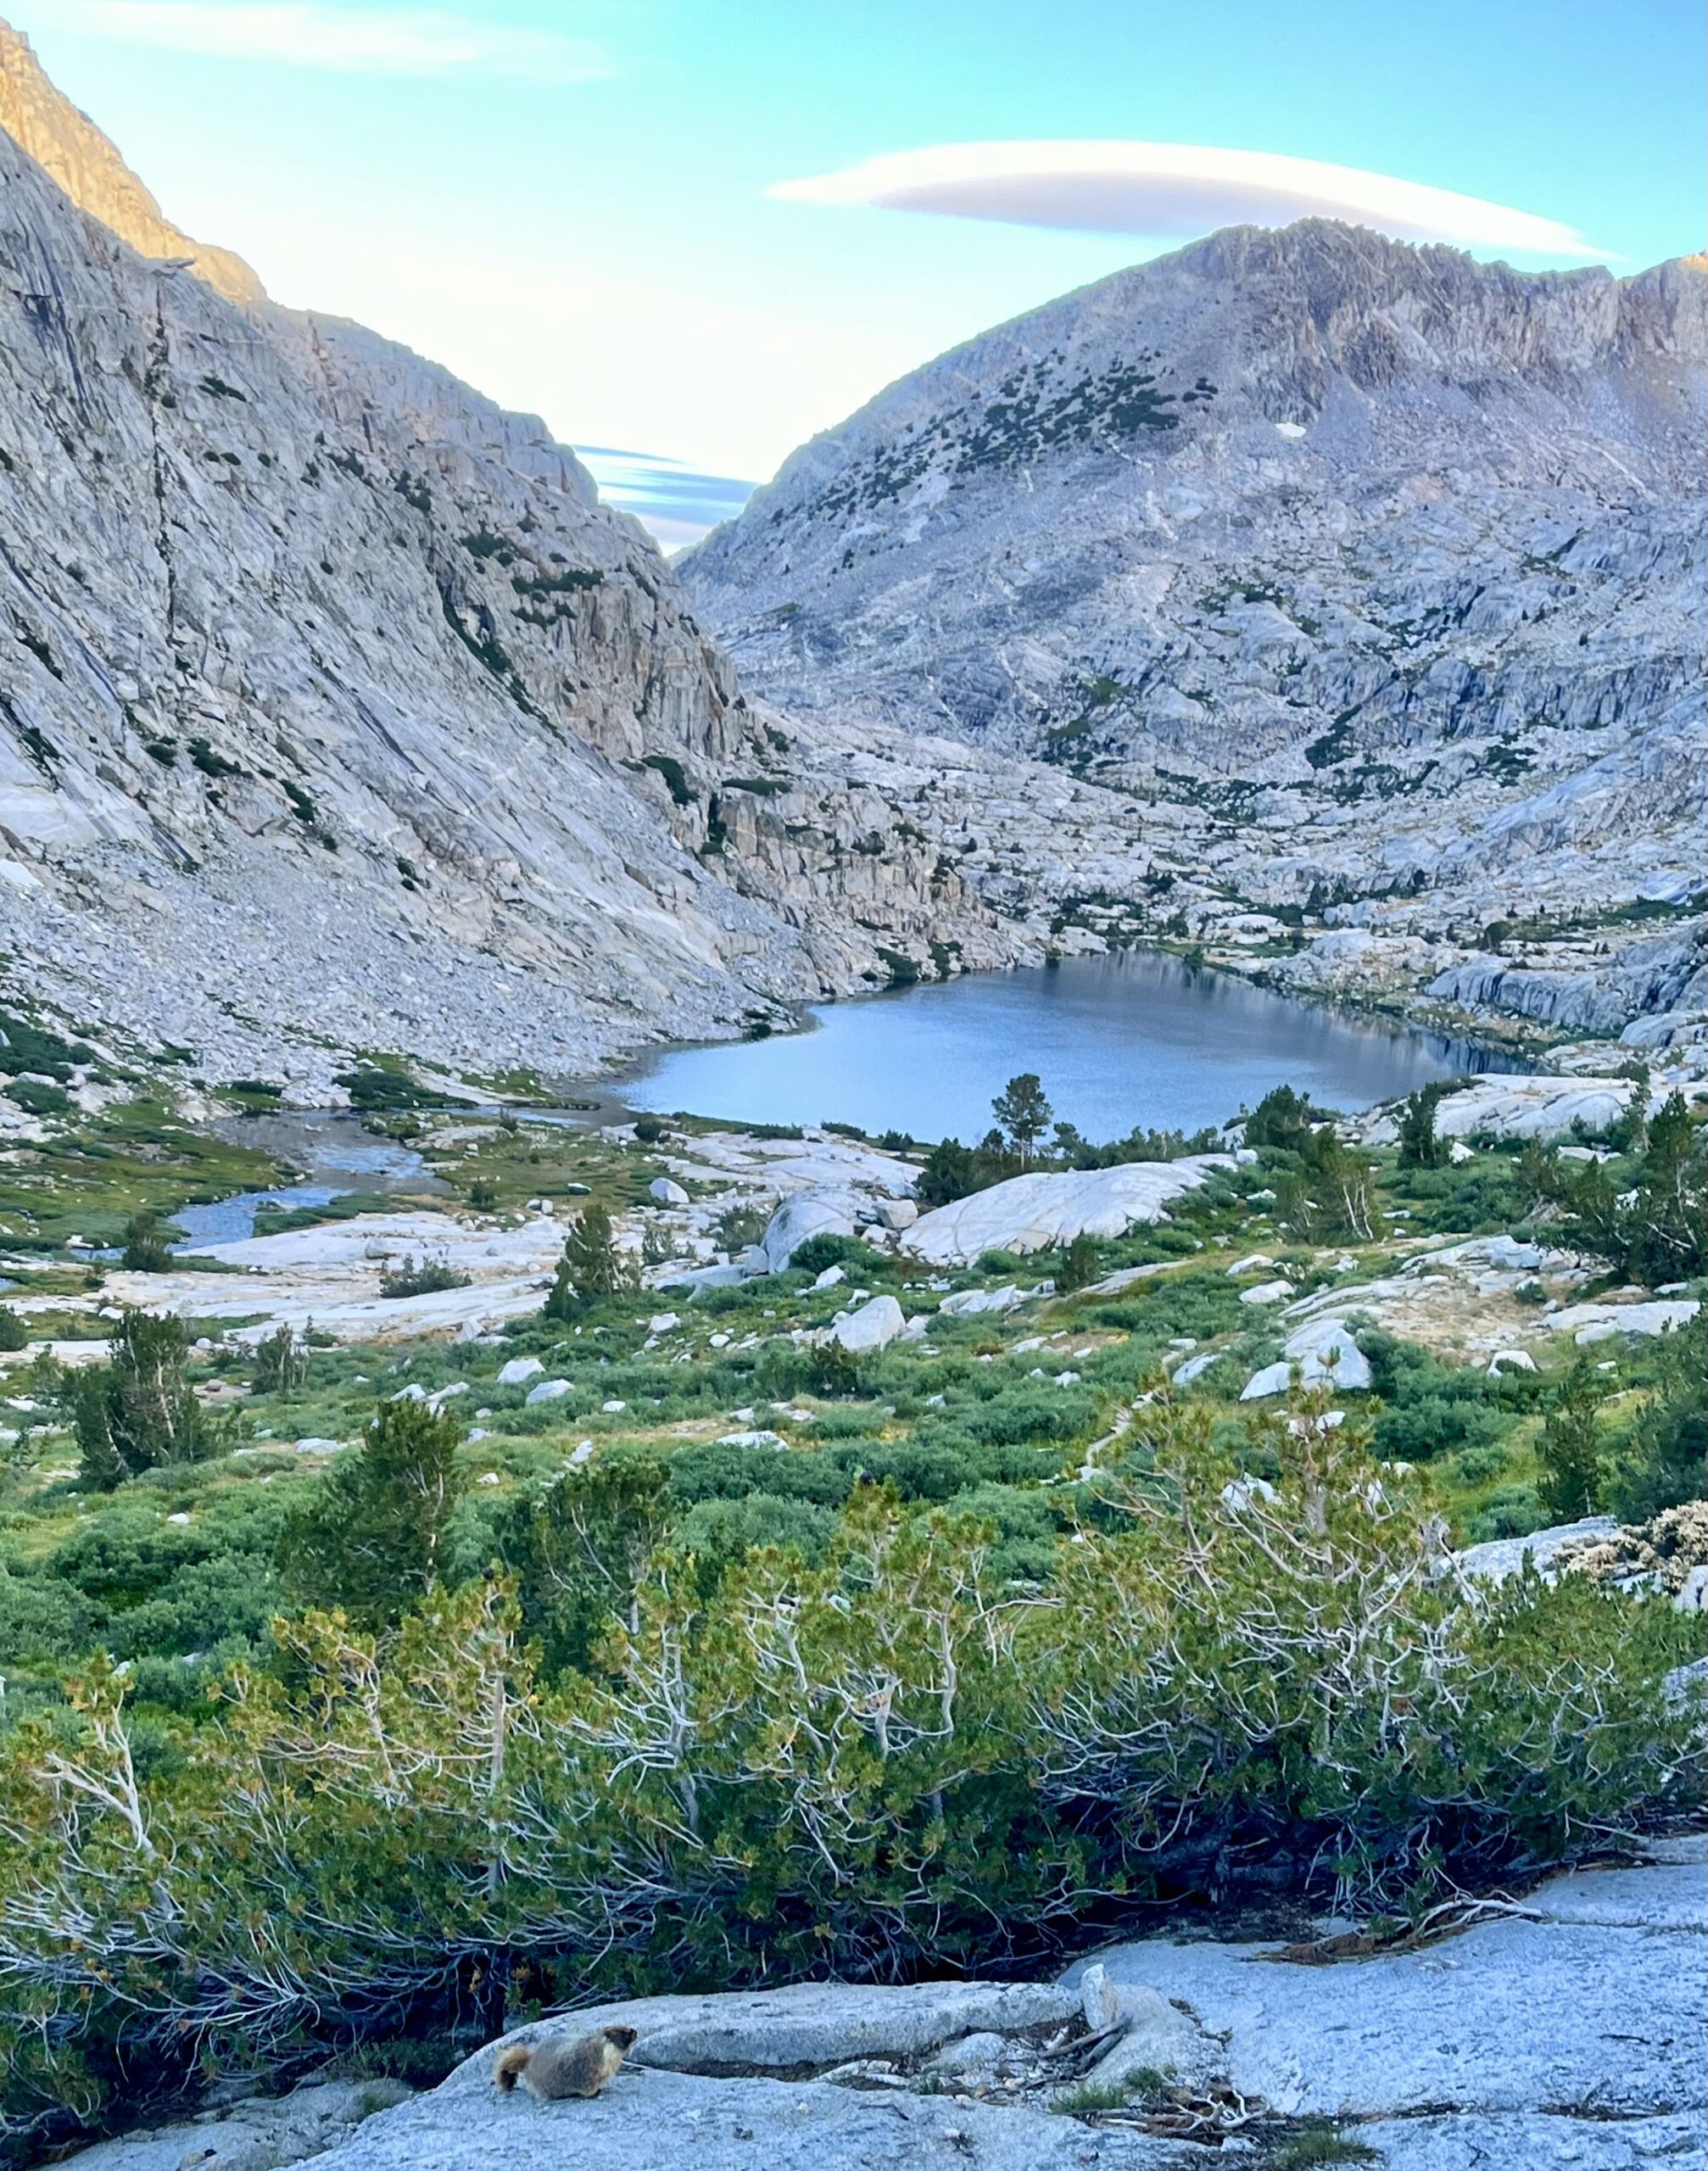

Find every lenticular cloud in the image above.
[771,142,1601,259]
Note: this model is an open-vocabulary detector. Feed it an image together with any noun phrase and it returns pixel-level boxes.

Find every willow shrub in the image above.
[2,1393,1700,2149]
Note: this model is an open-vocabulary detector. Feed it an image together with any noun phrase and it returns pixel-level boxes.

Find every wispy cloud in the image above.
[772,142,1603,259]
[577,447,755,552]
[64,2,608,79]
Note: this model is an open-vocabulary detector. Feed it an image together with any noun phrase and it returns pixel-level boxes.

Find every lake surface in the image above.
[618,952,1497,1142]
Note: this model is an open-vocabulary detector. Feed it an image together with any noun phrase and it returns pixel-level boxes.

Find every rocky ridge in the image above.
[0,22,262,304]
[686,224,1707,1042]
[0,26,1022,1096]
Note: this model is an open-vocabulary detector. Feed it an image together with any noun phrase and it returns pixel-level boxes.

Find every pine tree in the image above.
[1397,1083,1448,1169]
[71,1311,205,1488]
[494,1459,670,1674]
[279,1397,465,1625]
[1057,1232,1102,1292]
[1536,1357,1606,1522]
[918,1138,976,1206]
[991,1074,1052,1165]
[544,1201,628,1319]
[254,1321,310,1398]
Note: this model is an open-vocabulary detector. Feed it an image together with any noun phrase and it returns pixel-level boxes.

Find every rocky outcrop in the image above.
[686,222,1706,994]
[55,2079,412,2171]
[1359,1072,1700,1145]
[759,1192,862,1270]
[0,31,1017,1093]
[1426,921,1706,1035]
[1465,1505,1708,1606]
[901,1157,1232,1266]
[62,1841,1706,2169]
[827,1291,905,1350]
[1456,1515,1621,1584]
[1544,1298,1700,1345]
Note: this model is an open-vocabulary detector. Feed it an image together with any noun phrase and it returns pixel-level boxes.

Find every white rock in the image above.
[648,1178,690,1206]
[1071,1981,1221,2098]
[656,1264,751,1294]
[761,1191,860,1271]
[1549,1299,1699,1343]
[523,1378,573,1406]
[1240,1362,1293,1401]
[1239,1279,1295,1305]
[829,1293,906,1353]
[1367,1075,1649,1147]
[874,1197,919,1231]
[51,2079,413,2171]
[1172,1352,1222,1385]
[601,1398,627,1413]
[812,1265,847,1290]
[1078,1962,1119,2034]
[1488,1348,1538,1375]
[716,1430,787,1450]
[902,1158,1231,1266]
[1227,1253,1276,1276]
[1082,1843,1705,2122]
[1080,1262,1170,1297]
[1455,1516,1620,1583]
[1281,1317,1372,1391]
[928,2029,1011,2078]
[1675,1565,1708,1613]
[936,1284,1024,1317]
[647,1313,681,1334]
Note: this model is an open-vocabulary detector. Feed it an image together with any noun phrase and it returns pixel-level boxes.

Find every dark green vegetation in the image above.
[0,1067,1699,2160]
[916,1072,1222,1208]
[68,1312,208,1487]
[1524,1085,1705,1285]
[807,349,1184,525]
[377,1253,472,1300]
[543,1198,630,1315]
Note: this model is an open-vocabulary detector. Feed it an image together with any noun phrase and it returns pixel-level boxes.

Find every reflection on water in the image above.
[617,952,1504,1141]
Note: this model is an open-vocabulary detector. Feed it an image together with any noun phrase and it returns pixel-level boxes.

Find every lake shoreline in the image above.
[585,947,1527,1145]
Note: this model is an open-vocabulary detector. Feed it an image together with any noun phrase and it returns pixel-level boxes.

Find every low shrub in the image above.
[1,1395,1695,2147]
[377,1254,472,1300]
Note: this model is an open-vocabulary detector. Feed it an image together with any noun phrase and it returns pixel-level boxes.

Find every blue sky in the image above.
[14,1,1703,542]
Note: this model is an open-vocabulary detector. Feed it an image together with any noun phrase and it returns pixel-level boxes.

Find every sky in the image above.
[11,0,1703,544]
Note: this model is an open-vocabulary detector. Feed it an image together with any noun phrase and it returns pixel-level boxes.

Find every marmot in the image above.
[494,2023,639,2101]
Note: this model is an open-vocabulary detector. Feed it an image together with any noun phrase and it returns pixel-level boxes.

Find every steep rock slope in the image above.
[0,32,1009,1089]
[0,20,261,303]
[686,224,1706,927]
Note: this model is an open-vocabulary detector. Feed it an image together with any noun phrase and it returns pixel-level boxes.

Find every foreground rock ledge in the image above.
[66,1838,1705,2169]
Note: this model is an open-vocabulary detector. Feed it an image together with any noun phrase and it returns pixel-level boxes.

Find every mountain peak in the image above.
[0,17,265,303]
[682,220,1704,935]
